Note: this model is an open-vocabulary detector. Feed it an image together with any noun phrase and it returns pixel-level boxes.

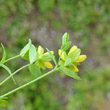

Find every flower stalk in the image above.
[0,67,58,99]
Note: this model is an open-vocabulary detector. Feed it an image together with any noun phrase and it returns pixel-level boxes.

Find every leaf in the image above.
[20,39,31,57]
[29,64,41,77]
[21,50,29,60]
[0,97,8,100]
[59,67,81,80]
[0,64,16,85]
[61,41,71,51]
[29,44,37,64]
[0,43,6,64]
[64,58,71,66]
[62,32,69,44]
[68,48,81,63]
[46,48,57,66]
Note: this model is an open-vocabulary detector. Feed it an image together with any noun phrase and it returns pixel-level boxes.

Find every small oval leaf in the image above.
[29,64,41,77]
[29,44,37,64]
[20,39,31,57]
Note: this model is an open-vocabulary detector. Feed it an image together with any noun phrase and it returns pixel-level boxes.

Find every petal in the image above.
[44,62,53,68]
[44,51,54,55]
[68,45,77,55]
[38,45,44,54]
[73,64,79,72]
[58,49,67,60]
[75,55,87,63]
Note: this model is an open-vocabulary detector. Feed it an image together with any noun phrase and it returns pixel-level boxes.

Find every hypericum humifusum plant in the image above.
[0,33,87,108]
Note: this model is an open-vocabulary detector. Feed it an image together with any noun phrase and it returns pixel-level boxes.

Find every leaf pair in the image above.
[20,39,37,64]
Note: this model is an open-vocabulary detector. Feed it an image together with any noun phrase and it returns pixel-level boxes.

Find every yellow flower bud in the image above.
[38,45,43,54]
[44,62,53,68]
[75,55,87,63]
[73,64,79,72]
[68,45,77,55]
[58,49,66,60]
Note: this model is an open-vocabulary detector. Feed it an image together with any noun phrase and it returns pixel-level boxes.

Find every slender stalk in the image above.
[0,67,58,99]
[0,64,31,86]
[4,55,20,63]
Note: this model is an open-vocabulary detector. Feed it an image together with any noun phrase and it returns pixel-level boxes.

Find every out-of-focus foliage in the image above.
[0,0,110,110]
[67,67,110,110]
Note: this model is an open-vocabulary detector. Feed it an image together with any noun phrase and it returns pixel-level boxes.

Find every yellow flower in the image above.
[58,45,87,72]
[36,46,54,69]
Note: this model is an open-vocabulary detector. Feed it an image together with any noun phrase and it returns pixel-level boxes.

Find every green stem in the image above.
[0,64,31,86]
[0,67,58,99]
[4,55,20,63]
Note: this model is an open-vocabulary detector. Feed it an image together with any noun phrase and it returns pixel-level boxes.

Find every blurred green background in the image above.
[0,0,110,110]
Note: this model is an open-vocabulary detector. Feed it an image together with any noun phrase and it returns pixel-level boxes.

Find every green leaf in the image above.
[42,54,52,61]
[29,64,41,77]
[0,64,16,85]
[62,32,69,44]
[61,41,71,51]
[46,48,57,66]
[0,43,6,64]
[29,44,37,64]
[59,67,81,80]
[68,48,81,63]
[0,97,8,100]
[64,58,71,66]
[21,50,29,60]
[20,39,31,57]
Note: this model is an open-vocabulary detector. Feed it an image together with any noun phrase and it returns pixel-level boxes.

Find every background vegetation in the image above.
[0,0,110,110]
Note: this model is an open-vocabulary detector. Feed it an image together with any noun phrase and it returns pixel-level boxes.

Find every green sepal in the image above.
[42,54,52,62]
[29,64,41,77]
[68,48,81,63]
[64,58,72,66]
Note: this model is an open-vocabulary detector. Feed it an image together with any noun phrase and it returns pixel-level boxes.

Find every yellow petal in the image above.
[44,62,53,68]
[68,45,77,55]
[73,64,79,72]
[38,45,43,54]
[58,49,66,60]
[75,55,87,63]
[44,51,54,55]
